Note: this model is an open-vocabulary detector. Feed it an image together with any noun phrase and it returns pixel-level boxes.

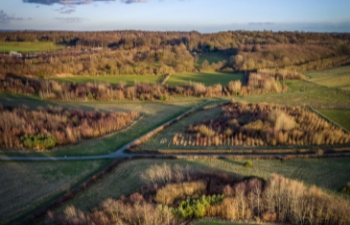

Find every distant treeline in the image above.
[1,31,350,76]
[53,163,350,225]
[0,105,139,150]
[0,71,304,101]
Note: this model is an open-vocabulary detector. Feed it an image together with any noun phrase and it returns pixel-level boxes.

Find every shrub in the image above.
[340,182,350,195]
[155,181,206,205]
[20,133,56,150]
[192,83,206,96]
[87,92,93,100]
[227,80,242,96]
[245,160,253,167]
[172,195,225,219]
[198,125,215,137]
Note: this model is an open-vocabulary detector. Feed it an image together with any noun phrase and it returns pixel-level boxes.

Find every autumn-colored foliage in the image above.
[0,71,290,102]
[56,163,350,225]
[175,101,350,147]
[0,105,139,150]
[1,31,350,76]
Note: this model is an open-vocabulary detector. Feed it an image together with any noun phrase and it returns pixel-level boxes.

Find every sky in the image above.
[0,0,350,32]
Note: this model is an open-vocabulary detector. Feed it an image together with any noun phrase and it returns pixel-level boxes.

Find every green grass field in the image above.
[305,65,350,92]
[52,72,244,87]
[0,93,202,157]
[52,75,159,85]
[0,41,64,53]
[196,52,230,65]
[167,72,244,86]
[241,79,350,109]
[0,159,110,224]
[52,157,350,217]
[317,109,350,131]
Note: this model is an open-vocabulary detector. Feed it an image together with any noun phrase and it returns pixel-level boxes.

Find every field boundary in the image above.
[133,146,350,155]
[308,106,350,133]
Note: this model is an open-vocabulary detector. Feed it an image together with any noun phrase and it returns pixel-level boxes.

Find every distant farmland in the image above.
[0,41,63,53]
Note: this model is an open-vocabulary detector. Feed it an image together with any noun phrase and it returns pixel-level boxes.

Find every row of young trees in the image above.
[1,30,349,77]
[176,101,350,147]
[0,71,290,102]
[54,163,350,225]
[0,105,139,150]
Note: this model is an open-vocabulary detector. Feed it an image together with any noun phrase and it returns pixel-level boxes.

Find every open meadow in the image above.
[317,109,350,131]
[0,41,63,53]
[0,159,111,224]
[167,72,244,86]
[305,65,350,92]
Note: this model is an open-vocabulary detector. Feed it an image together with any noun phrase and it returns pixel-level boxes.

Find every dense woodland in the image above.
[172,101,350,147]
[0,105,139,150]
[1,31,350,76]
[52,163,350,225]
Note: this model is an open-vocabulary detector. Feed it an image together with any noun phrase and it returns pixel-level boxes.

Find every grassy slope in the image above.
[167,72,244,86]
[0,41,63,53]
[240,79,350,109]
[317,109,350,131]
[52,157,350,216]
[0,159,110,224]
[305,65,350,92]
[0,93,202,156]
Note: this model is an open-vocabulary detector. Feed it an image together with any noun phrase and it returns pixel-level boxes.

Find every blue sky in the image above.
[1,0,350,32]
